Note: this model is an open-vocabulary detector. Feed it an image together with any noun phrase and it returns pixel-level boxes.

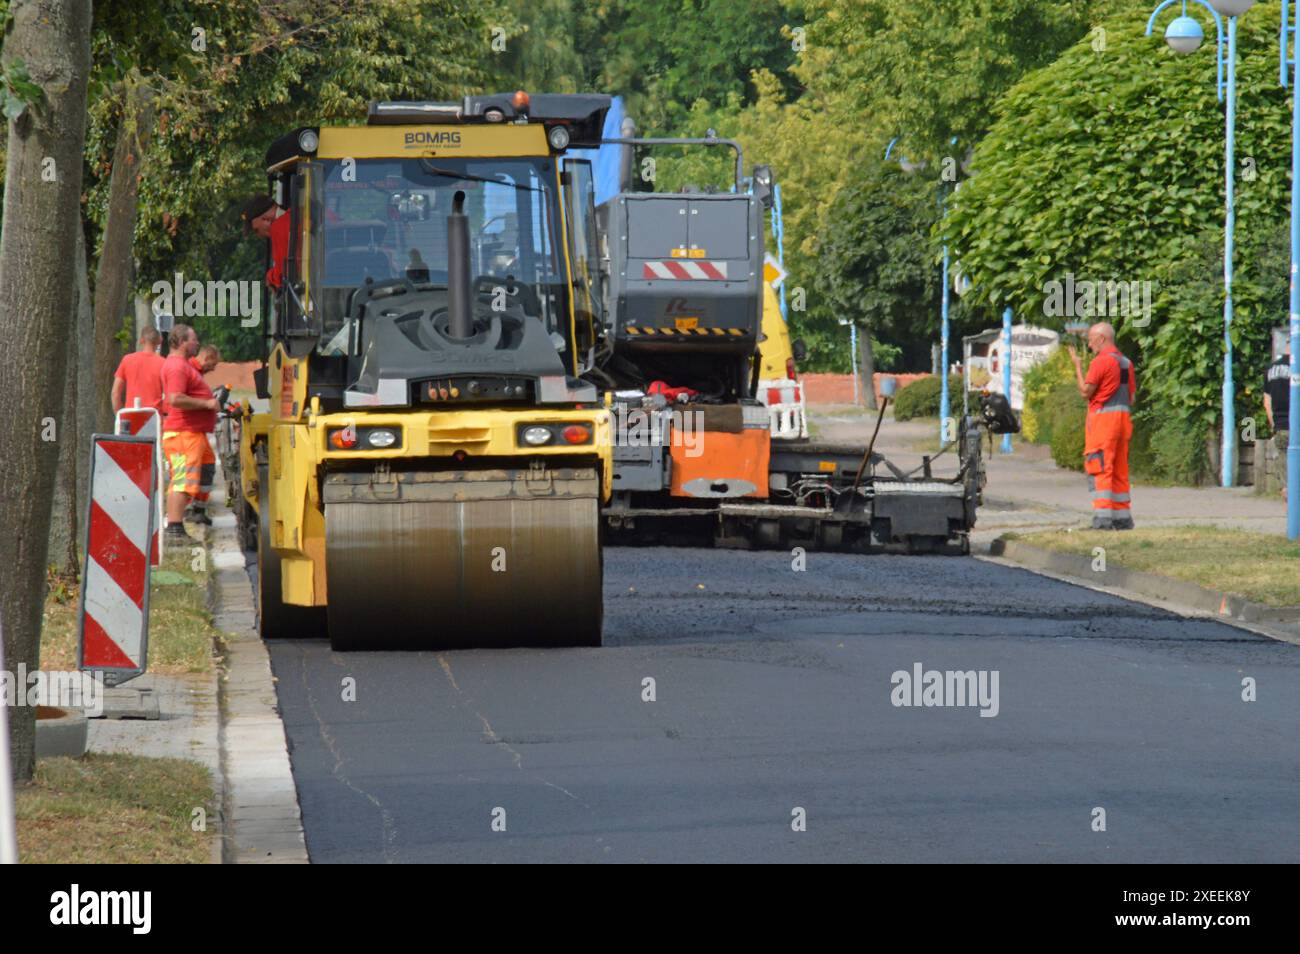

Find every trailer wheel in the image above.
[256,463,327,640]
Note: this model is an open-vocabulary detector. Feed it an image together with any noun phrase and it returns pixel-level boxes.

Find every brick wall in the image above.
[204,361,261,392]
[801,372,932,406]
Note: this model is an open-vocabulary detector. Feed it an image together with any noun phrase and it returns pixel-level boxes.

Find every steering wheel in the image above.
[473,275,539,317]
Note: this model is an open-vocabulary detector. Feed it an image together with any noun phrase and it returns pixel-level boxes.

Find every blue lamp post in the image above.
[772,183,788,323]
[1280,2,1300,537]
[1147,0,1255,488]
[937,142,962,450]
[1000,308,1014,454]
[940,235,951,445]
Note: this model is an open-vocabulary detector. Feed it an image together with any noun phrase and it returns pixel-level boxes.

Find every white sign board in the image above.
[986,325,1060,411]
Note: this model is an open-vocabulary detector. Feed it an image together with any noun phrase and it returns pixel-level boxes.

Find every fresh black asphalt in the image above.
[263,548,1300,862]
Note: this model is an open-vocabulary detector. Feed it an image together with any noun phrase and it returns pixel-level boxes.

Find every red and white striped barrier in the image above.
[758,378,808,440]
[641,260,729,280]
[78,434,156,686]
[115,402,164,564]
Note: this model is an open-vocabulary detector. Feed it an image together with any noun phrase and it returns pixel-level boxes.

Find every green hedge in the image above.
[1137,408,1210,486]
[1042,382,1085,467]
[1049,389,1087,471]
[1032,388,1211,483]
[1021,347,1076,443]
[892,374,963,421]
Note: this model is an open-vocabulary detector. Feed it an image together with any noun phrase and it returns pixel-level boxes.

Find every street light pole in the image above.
[850,321,860,406]
[773,183,789,323]
[1001,307,1014,454]
[940,239,951,444]
[1222,13,1239,487]
[1280,1,1300,538]
[1147,0,1252,488]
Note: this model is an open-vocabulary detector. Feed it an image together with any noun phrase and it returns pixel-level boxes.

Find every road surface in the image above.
[263,548,1300,863]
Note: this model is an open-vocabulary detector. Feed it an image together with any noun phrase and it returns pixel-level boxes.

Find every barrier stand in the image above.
[78,433,157,687]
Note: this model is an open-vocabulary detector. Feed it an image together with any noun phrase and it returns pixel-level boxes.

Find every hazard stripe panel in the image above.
[114,407,164,566]
[80,436,155,678]
[83,555,145,663]
[82,614,138,670]
[624,327,752,338]
[117,408,160,437]
[641,260,729,280]
[98,439,155,503]
[88,500,147,607]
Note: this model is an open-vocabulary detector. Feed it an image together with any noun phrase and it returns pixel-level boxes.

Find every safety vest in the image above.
[1093,350,1133,415]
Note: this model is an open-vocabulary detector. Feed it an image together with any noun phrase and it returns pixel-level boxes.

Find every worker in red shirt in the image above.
[161,324,220,542]
[1068,322,1136,530]
[241,194,291,288]
[111,326,165,413]
[184,344,222,524]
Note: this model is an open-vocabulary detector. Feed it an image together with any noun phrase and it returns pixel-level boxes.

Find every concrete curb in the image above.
[207,489,309,864]
[986,536,1300,645]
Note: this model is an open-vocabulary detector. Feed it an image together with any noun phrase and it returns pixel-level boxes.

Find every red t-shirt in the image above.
[114,350,165,411]
[1084,345,1136,412]
[267,211,291,288]
[161,352,217,433]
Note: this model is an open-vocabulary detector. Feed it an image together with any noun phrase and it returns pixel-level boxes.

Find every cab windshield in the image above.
[310,156,564,348]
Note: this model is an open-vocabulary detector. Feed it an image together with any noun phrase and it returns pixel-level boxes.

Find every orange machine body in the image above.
[669,429,770,499]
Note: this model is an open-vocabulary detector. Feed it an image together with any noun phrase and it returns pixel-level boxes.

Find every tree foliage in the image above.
[638,0,1105,368]
[944,5,1289,430]
[816,160,964,368]
[84,0,515,359]
[838,0,1100,164]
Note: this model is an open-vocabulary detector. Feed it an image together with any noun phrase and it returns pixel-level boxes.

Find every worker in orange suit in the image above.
[1067,322,1136,530]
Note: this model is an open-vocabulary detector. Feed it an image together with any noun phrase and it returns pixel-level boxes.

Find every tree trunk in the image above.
[134,294,153,344]
[75,229,96,522]
[91,78,154,433]
[46,229,94,579]
[0,0,92,784]
[859,323,878,410]
[46,326,80,577]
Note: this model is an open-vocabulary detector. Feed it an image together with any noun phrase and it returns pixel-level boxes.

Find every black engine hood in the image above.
[343,288,571,408]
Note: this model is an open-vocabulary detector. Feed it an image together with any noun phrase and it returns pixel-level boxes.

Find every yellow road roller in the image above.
[237,92,613,650]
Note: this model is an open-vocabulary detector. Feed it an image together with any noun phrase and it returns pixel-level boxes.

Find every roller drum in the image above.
[324,467,602,650]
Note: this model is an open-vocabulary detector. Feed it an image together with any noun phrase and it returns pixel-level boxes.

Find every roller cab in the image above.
[241,93,613,650]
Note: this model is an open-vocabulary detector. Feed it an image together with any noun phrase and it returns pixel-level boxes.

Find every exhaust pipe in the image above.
[618,116,636,193]
[447,190,473,340]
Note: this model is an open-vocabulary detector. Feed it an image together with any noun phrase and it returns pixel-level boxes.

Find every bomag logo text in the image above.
[404,131,462,147]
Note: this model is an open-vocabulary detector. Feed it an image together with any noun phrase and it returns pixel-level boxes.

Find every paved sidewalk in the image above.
[207,484,309,864]
[812,408,1289,544]
[89,673,219,768]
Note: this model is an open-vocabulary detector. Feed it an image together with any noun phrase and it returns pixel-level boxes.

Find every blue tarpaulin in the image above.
[566,95,625,206]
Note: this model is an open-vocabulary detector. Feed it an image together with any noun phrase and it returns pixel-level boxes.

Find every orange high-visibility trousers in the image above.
[1083,409,1133,529]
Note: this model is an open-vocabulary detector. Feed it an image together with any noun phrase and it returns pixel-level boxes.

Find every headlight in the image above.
[366,428,397,448]
[298,129,319,152]
[547,125,570,151]
[522,426,553,446]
